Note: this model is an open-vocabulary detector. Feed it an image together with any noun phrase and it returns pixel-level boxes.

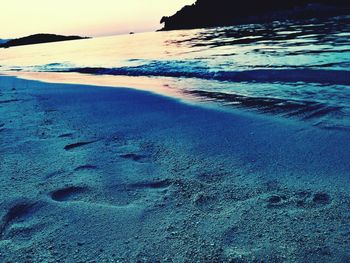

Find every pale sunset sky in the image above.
[1,0,195,39]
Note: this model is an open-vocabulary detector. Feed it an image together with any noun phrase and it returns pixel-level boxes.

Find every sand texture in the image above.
[0,76,350,262]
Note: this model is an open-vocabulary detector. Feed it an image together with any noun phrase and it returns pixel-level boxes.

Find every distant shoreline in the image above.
[0,33,89,48]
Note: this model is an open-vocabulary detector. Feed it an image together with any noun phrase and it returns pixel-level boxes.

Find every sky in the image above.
[0,0,195,39]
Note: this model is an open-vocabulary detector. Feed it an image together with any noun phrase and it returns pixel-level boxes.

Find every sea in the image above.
[1,15,349,130]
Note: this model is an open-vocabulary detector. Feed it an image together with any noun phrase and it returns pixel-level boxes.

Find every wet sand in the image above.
[0,75,349,262]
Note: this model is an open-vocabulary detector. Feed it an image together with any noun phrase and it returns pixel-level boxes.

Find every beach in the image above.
[0,75,349,262]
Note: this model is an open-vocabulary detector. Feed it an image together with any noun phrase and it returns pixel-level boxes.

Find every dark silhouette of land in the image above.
[0,39,10,44]
[160,0,350,30]
[0,34,89,48]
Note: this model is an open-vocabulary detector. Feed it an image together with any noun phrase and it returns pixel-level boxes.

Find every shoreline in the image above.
[4,71,349,132]
[0,75,349,262]
[1,71,297,128]
[1,71,187,100]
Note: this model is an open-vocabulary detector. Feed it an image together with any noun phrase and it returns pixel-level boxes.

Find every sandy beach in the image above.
[0,74,349,262]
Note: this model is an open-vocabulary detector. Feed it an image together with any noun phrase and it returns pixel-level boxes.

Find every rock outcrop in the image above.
[160,0,350,30]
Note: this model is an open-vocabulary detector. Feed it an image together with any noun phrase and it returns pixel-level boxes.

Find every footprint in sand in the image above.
[49,179,172,206]
[0,201,40,240]
[266,194,288,207]
[127,179,172,189]
[50,186,89,202]
[58,133,74,138]
[64,140,97,151]
[120,153,149,162]
[0,99,19,104]
[312,192,331,206]
[265,191,331,209]
[74,165,98,171]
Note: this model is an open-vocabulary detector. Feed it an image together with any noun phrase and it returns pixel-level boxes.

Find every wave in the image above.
[185,89,350,130]
[11,60,349,129]
[59,65,350,86]
[186,89,344,118]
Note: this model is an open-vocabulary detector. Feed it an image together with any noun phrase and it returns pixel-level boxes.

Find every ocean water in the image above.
[1,15,349,130]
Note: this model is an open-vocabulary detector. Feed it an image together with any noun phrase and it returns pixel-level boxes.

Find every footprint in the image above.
[0,99,19,104]
[312,192,331,206]
[120,153,148,162]
[127,179,172,189]
[266,194,287,208]
[74,165,98,171]
[0,201,38,239]
[268,195,283,204]
[64,140,97,150]
[51,186,88,202]
[50,179,172,207]
[50,185,139,207]
[58,133,74,138]
[107,180,173,206]
[265,191,331,209]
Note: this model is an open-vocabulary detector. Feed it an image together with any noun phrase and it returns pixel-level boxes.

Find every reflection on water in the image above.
[0,15,349,129]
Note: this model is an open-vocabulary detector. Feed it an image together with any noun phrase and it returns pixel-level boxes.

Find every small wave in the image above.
[185,89,348,129]
[61,65,350,86]
[7,62,349,129]
[186,89,342,117]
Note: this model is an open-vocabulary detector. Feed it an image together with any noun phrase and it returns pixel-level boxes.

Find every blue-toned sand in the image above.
[0,75,349,262]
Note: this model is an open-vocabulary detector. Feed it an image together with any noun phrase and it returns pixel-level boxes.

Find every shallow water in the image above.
[0,15,349,129]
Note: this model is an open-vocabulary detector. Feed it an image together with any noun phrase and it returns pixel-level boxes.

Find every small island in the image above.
[0,33,89,48]
[160,0,350,30]
[0,39,10,44]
